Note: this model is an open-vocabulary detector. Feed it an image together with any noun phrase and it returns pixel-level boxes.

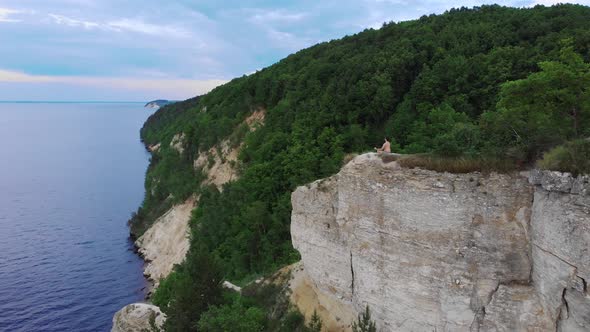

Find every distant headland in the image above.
[145,100,177,109]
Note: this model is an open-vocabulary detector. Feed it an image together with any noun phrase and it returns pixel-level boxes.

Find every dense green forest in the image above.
[132,5,590,331]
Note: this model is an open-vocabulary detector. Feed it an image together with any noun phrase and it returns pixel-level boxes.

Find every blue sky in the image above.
[0,0,588,101]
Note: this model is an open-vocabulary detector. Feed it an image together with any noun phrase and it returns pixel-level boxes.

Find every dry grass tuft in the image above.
[398,154,518,174]
[342,153,359,165]
[380,153,401,163]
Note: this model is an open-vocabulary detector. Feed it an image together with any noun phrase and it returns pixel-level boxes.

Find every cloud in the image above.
[0,69,227,99]
[107,19,190,37]
[248,9,309,23]
[529,0,590,5]
[0,69,54,82]
[48,13,190,37]
[236,8,314,51]
[0,7,22,23]
[4,0,590,101]
[266,28,312,50]
[48,14,103,29]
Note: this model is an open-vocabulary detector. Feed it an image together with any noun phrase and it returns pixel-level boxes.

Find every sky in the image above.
[0,0,589,101]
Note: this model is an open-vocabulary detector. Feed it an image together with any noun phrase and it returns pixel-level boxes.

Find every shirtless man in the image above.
[375,137,391,153]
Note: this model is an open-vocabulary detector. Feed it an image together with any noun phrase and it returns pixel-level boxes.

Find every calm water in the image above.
[0,102,151,331]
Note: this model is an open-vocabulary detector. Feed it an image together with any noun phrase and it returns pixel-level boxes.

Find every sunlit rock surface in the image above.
[111,303,166,332]
[292,153,589,331]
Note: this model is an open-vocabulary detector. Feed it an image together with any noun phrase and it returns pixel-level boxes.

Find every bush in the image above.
[197,301,266,332]
[352,306,377,332]
[537,139,590,175]
[307,310,322,332]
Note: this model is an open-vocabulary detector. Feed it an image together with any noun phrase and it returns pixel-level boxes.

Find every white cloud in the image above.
[0,69,227,98]
[266,28,312,50]
[48,14,103,29]
[248,9,309,23]
[238,8,313,51]
[0,69,54,82]
[529,0,590,5]
[48,13,190,37]
[107,19,190,38]
[0,7,22,23]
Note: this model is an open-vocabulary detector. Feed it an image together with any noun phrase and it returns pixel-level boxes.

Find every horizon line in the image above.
[0,100,152,104]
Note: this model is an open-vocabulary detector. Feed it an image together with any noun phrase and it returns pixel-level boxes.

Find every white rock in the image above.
[111,303,166,332]
[291,153,590,331]
[170,133,185,154]
[292,153,542,331]
[136,198,196,287]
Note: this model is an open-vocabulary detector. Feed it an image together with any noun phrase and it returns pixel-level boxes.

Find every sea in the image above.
[0,102,151,332]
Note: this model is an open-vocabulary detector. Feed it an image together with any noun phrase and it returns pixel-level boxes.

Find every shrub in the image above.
[352,306,377,332]
[282,311,305,332]
[197,301,266,332]
[537,139,590,175]
[307,310,323,332]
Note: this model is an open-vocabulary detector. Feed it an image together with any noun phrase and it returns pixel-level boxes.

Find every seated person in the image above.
[375,137,391,153]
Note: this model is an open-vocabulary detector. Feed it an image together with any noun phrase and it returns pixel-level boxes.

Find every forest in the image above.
[132,5,590,331]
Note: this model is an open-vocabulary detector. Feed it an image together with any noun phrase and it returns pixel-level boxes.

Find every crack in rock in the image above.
[350,251,355,296]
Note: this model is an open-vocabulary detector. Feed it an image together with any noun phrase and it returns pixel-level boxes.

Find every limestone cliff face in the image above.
[135,198,196,288]
[529,170,590,332]
[291,153,589,331]
[135,110,265,288]
[111,110,268,331]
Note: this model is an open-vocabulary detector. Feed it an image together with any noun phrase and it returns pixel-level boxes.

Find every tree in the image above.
[489,39,590,159]
[307,310,323,332]
[160,245,224,332]
[197,301,266,332]
[352,306,377,332]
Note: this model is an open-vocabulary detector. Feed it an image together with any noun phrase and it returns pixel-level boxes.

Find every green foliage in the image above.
[352,306,377,332]
[307,310,323,332]
[154,245,224,332]
[129,149,203,238]
[132,4,590,329]
[538,139,590,175]
[197,300,266,332]
[483,38,590,160]
[151,269,182,309]
[282,311,305,332]
[403,103,477,156]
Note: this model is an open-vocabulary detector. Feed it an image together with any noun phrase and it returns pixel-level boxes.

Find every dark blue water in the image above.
[0,103,150,331]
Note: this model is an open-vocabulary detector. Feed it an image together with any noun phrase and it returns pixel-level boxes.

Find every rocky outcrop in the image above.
[112,303,166,332]
[529,170,590,332]
[194,139,241,190]
[170,133,185,154]
[147,143,160,153]
[145,100,174,109]
[291,153,590,331]
[135,198,196,288]
[529,169,590,195]
[193,109,265,190]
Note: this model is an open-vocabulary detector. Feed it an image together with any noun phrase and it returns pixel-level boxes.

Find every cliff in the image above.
[135,198,195,289]
[112,111,265,330]
[291,153,589,331]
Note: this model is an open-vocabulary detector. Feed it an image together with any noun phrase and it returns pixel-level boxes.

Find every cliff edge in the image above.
[291,153,589,331]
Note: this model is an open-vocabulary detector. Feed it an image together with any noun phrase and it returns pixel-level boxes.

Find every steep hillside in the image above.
[129,4,590,330]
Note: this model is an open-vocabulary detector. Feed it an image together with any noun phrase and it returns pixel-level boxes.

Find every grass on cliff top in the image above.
[537,139,590,176]
[397,154,519,174]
